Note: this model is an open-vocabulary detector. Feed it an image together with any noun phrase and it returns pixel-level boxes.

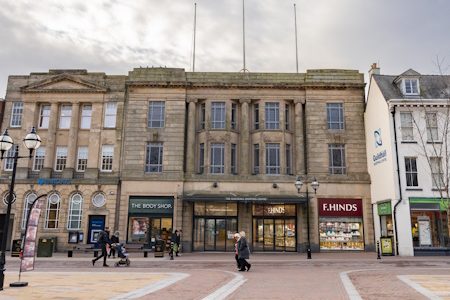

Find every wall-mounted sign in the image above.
[225,197,268,202]
[37,178,72,185]
[129,197,174,214]
[374,129,383,148]
[377,202,392,216]
[318,198,363,217]
[372,128,387,166]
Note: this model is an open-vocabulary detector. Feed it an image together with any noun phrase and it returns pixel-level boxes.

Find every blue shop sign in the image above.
[37,178,72,185]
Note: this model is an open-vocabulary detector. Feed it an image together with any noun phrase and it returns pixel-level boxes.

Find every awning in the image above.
[183,194,307,204]
[409,197,448,212]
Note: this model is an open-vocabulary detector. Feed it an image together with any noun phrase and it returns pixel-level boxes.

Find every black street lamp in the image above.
[0,127,41,290]
[295,176,319,259]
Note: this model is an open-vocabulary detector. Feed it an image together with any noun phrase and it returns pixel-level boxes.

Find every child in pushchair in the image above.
[112,243,130,267]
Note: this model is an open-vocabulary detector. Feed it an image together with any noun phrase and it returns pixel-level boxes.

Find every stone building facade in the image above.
[0,67,373,253]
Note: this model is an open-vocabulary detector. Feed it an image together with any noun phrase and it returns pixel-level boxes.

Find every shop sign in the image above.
[377,202,392,216]
[380,237,393,256]
[225,197,268,202]
[318,198,363,217]
[129,197,174,214]
[37,178,72,185]
[372,129,387,166]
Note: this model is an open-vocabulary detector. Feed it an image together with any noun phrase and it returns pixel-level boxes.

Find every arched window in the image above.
[68,193,83,230]
[21,193,37,229]
[45,193,61,229]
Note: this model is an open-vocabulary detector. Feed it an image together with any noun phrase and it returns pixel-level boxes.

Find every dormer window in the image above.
[403,79,419,95]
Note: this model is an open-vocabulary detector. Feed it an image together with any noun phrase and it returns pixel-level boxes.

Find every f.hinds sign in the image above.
[318,198,363,217]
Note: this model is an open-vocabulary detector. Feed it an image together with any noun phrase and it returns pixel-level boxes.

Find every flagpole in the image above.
[294,3,299,73]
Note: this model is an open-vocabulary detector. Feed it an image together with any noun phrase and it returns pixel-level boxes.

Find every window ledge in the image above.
[427,141,443,144]
[406,188,423,191]
[431,188,446,191]
[401,141,417,144]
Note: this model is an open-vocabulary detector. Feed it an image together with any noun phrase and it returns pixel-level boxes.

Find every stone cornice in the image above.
[21,73,108,94]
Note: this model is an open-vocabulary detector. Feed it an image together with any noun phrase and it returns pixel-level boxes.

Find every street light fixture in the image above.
[0,127,41,290]
[295,175,319,259]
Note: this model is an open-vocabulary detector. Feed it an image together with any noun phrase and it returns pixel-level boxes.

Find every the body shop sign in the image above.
[129,197,174,214]
[318,198,363,217]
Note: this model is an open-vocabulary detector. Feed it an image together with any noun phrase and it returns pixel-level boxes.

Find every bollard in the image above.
[68,250,73,258]
[144,251,148,258]
[377,240,381,259]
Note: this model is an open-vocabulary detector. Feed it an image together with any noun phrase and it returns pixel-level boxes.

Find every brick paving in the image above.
[0,252,449,299]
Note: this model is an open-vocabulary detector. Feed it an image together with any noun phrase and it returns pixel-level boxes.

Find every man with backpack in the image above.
[92,227,111,267]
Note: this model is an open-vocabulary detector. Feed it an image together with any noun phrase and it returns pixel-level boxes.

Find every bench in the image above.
[123,244,152,257]
[67,244,100,258]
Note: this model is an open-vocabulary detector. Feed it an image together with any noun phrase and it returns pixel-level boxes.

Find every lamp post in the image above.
[0,127,41,290]
[295,176,319,259]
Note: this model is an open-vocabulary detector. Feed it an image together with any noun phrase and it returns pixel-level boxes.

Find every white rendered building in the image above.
[365,64,450,256]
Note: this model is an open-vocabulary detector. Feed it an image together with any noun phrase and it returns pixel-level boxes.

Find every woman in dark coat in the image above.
[237,231,251,271]
[109,231,120,258]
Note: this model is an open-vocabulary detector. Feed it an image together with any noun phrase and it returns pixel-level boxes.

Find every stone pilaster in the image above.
[43,103,59,170]
[239,99,251,175]
[186,99,197,174]
[294,99,305,175]
[66,102,79,170]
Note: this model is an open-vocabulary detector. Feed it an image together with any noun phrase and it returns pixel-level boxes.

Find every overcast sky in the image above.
[1,0,450,97]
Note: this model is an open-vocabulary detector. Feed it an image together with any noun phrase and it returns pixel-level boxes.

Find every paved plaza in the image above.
[0,252,449,299]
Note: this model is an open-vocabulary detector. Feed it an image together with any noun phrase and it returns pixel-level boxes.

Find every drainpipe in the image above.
[391,106,403,256]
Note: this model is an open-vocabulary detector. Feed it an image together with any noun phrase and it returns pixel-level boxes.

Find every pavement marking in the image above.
[202,270,247,300]
[110,272,190,300]
[339,269,373,300]
[398,275,450,300]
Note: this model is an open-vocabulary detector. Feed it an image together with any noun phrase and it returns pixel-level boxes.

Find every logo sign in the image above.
[374,129,383,148]
[129,197,174,214]
[318,198,363,217]
[37,178,72,185]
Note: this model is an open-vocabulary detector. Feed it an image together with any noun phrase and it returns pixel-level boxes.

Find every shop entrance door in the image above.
[205,218,226,251]
[254,218,296,251]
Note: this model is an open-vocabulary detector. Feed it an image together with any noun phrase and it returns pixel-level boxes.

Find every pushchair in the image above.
[113,243,130,267]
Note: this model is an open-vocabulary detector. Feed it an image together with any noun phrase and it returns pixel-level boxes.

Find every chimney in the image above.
[368,63,380,78]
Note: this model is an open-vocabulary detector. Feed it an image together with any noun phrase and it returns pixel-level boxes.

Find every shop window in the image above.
[145,142,163,173]
[45,193,61,229]
[129,217,149,243]
[266,143,280,175]
[33,147,45,171]
[319,218,364,250]
[404,157,418,187]
[148,101,165,128]
[211,102,225,129]
[411,211,449,248]
[426,112,438,142]
[210,143,224,174]
[67,193,83,230]
[39,104,51,129]
[59,105,72,129]
[21,193,37,229]
[55,146,67,171]
[400,112,414,141]
[80,104,92,129]
[328,144,346,175]
[265,102,279,130]
[101,145,114,172]
[327,103,344,130]
[77,147,88,172]
[4,145,18,171]
[194,202,237,217]
[104,102,117,128]
[10,102,23,127]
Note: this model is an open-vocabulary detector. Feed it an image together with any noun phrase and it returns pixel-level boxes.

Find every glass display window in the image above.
[319,217,364,250]
[410,210,449,248]
[380,215,394,237]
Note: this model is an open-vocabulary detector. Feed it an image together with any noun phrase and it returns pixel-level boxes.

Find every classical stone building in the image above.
[0,67,373,253]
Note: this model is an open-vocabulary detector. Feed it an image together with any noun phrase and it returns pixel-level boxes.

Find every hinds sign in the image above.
[318,198,363,217]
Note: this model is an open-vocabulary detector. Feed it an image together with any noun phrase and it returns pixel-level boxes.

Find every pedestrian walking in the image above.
[237,231,251,272]
[169,230,178,260]
[109,231,120,258]
[234,233,241,270]
[174,230,181,256]
[92,227,111,267]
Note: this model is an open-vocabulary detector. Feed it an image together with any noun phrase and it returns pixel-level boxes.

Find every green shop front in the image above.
[377,201,394,255]
[409,197,449,254]
[127,196,174,246]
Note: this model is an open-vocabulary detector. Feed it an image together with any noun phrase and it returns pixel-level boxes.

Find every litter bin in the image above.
[154,240,164,258]
[37,238,54,257]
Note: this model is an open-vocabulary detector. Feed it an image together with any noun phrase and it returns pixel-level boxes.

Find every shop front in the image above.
[127,196,174,246]
[252,204,297,252]
[192,201,238,251]
[377,201,394,255]
[409,198,449,251]
[318,198,365,251]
